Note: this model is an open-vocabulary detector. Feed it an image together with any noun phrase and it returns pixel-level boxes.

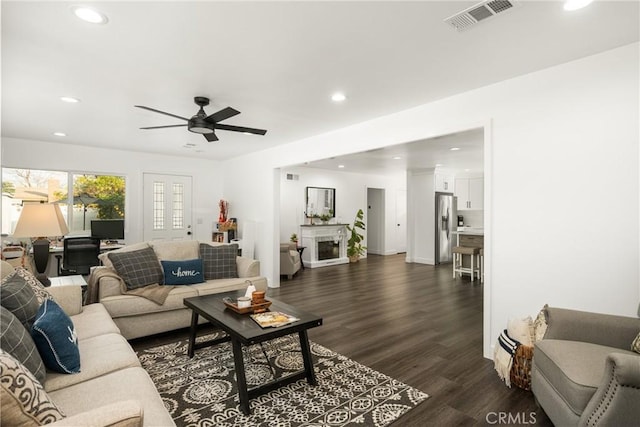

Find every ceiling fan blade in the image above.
[204,132,219,142]
[206,107,240,123]
[214,123,267,135]
[140,124,188,130]
[135,105,189,121]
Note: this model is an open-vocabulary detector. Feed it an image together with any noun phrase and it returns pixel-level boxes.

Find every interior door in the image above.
[396,189,407,253]
[143,173,193,241]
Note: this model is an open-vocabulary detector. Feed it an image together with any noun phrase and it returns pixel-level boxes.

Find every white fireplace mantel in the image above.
[300,224,349,268]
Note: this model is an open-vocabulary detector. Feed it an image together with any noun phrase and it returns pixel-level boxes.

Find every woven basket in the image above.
[510,344,534,390]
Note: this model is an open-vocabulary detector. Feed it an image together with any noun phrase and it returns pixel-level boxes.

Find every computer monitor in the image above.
[90,219,124,241]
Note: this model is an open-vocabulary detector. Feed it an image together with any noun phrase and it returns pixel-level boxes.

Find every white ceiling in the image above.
[301,128,485,175]
[2,1,639,172]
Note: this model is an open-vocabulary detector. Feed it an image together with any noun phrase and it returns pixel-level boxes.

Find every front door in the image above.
[143,173,193,241]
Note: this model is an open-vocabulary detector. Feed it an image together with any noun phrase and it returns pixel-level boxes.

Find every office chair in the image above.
[56,237,101,276]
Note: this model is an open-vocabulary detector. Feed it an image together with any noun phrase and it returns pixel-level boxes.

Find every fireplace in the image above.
[299,224,349,268]
[317,239,340,260]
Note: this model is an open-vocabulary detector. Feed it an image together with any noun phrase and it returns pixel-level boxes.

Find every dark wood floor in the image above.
[131,254,551,426]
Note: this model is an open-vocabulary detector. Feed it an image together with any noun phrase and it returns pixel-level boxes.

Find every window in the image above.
[2,168,125,236]
[153,181,164,230]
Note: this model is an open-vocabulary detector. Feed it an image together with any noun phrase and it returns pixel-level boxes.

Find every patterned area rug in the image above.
[137,332,429,426]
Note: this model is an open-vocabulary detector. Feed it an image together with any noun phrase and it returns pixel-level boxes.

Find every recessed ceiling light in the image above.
[53,132,66,137]
[450,147,460,151]
[392,156,402,160]
[435,163,443,167]
[72,6,108,24]
[563,0,594,11]
[464,169,471,172]
[331,92,346,102]
[338,164,345,168]
[60,96,80,103]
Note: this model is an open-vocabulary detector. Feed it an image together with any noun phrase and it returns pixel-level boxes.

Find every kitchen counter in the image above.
[452,228,484,247]
[452,228,484,235]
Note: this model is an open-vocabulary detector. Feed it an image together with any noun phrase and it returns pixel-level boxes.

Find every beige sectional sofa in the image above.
[90,240,268,339]
[0,261,174,426]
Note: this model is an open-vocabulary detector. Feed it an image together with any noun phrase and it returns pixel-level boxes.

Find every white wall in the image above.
[278,166,405,257]
[224,43,639,358]
[406,169,435,264]
[1,138,224,243]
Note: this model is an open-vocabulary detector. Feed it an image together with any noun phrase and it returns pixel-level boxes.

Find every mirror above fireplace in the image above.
[305,186,335,218]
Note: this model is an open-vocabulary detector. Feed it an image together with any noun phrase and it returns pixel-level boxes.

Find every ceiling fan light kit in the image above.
[135,96,267,142]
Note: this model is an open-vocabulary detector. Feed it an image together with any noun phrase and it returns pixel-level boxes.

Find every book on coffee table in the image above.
[250,311,300,328]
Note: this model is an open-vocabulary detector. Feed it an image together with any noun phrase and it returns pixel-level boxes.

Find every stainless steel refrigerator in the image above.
[435,192,455,264]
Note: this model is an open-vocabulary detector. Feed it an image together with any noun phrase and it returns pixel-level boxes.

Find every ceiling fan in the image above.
[134,96,267,142]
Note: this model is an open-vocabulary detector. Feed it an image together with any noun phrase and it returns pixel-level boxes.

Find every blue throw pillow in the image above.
[161,259,205,285]
[31,299,80,374]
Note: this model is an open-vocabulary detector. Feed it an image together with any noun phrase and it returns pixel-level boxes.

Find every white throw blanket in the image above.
[494,329,520,388]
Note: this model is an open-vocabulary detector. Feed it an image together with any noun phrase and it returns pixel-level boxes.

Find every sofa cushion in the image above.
[48,367,175,427]
[200,243,239,280]
[161,258,204,285]
[101,285,199,317]
[71,303,121,341]
[191,277,263,297]
[0,271,41,329]
[534,339,637,415]
[633,332,640,354]
[0,349,65,426]
[31,299,80,374]
[44,333,140,393]
[0,306,46,383]
[108,246,164,290]
[151,239,199,261]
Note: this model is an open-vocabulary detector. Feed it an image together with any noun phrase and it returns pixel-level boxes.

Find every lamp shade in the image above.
[12,203,69,238]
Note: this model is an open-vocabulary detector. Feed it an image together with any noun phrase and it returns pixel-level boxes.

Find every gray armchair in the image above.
[280,242,301,279]
[531,306,640,426]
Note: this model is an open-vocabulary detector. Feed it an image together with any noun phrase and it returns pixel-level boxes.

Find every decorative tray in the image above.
[223,298,272,314]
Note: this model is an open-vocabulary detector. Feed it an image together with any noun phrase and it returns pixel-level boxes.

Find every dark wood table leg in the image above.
[187,310,199,358]
[232,337,251,415]
[297,247,305,269]
[298,329,317,385]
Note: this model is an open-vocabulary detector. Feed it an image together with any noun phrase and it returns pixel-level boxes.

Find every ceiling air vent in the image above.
[444,0,518,32]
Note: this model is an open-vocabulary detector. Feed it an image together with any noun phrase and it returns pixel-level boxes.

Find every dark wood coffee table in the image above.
[183,291,323,415]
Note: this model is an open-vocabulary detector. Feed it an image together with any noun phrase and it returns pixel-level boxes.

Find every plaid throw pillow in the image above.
[108,246,164,290]
[13,267,52,305]
[0,306,46,383]
[200,243,239,280]
[0,272,40,329]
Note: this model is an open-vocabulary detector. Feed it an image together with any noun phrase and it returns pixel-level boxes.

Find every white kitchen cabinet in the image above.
[455,178,483,210]
[434,173,454,193]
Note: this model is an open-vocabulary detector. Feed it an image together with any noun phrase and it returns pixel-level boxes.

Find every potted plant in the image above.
[346,208,366,262]
[290,233,298,246]
[318,213,331,224]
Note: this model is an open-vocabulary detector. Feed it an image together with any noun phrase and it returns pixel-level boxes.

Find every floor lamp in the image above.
[12,202,69,274]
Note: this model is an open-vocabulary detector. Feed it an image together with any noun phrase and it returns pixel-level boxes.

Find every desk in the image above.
[40,243,125,277]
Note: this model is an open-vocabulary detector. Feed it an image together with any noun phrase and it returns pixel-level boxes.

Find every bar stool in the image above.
[452,246,480,282]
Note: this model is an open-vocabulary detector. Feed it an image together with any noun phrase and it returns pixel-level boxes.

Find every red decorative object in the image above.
[218,199,228,223]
